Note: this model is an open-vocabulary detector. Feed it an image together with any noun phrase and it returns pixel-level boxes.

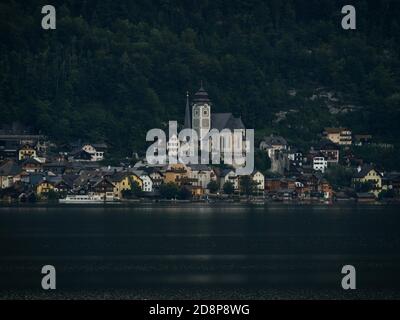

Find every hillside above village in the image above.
[0,0,399,164]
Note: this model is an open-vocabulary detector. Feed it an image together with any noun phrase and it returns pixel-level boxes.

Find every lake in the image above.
[0,204,400,299]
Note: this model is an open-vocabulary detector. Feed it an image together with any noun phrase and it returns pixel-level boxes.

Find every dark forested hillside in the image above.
[0,0,399,155]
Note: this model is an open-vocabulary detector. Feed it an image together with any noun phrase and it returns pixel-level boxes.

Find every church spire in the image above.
[184,91,191,129]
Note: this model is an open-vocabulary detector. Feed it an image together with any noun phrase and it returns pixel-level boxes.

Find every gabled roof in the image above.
[22,157,41,165]
[353,165,381,179]
[251,170,264,177]
[316,139,340,150]
[143,167,163,176]
[69,148,92,158]
[324,127,350,133]
[261,135,287,146]
[211,113,245,131]
[220,168,235,177]
[109,172,129,182]
[0,160,22,176]
[91,177,114,188]
[61,174,79,188]
[27,173,46,186]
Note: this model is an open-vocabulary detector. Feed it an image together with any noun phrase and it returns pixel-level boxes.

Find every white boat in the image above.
[59,195,111,204]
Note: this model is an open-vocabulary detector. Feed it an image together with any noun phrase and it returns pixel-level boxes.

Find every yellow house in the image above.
[128,173,143,189]
[109,172,143,199]
[18,144,37,161]
[36,180,55,196]
[352,165,382,197]
[323,128,352,145]
[164,163,190,186]
[109,172,133,199]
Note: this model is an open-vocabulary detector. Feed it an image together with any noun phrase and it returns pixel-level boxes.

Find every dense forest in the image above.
[0,0,399,159]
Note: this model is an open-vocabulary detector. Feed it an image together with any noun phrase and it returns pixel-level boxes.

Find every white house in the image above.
[251,170,265,192]
[259,135,288,158]
[313,156,328,173]
[81,143,107,162]
[167,134,179,159]
[132,170,153,192]
[219,169,239,191]
[188,164,216,189]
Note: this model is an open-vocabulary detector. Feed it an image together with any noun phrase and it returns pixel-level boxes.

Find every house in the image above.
[81,143,107,162]
[251,171,265,193]
[109,172,132,199]
[68,149,93,162]
[43,162,67,175]
[0,160,22,189]
[382,172,400,196]
[36,179,55,196]
[298,173,322,193]
[18,144,37,161]
[89,177,115,200]
[131,170,153,192]
[352,165,382,197]
[219,169,239,191]
[188,185,205,198]
[288,149,303,167]
[323,127,352,145]
[318,179,333,200]
[21,157,42,173]
[315,140,340,164]
[69,142,108,162]
[354,134,372,146]
[54,178,74,194]
[127,172,143,190]
[259,135,288,158]
[0,140,19,160]
[313,155,328,173]
[145,168,164,189]
[269,149,290,174]
[167,134,180,159]
[187,164,216,190]
[163,163,190,186]
[264,178,283,193]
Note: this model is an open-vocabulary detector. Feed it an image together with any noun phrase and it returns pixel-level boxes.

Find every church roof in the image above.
[192,85,211,103]
[211,113,245,131]
[184,92,191,129]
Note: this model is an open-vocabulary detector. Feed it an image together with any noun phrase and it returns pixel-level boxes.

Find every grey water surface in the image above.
[0,204,399,299]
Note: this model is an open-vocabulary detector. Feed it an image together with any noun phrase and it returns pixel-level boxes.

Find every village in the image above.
[1,86,400,205]
[1,122,399,205]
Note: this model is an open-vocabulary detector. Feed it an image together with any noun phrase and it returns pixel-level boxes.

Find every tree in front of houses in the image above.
[207,180,219,194]
[178,186,192,200]
[223,181,234,195]
[239,176,257,197]
[160,182,179,199]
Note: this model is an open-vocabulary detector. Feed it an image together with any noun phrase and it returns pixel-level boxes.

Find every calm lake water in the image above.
[0,204,400,299]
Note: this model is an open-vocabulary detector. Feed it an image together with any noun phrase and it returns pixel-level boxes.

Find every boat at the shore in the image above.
[59,195,117,204]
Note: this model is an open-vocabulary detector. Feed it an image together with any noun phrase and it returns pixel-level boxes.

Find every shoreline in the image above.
[0,199,398,208]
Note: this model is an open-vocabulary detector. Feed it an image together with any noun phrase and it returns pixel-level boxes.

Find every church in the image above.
[167,84,249,166]
[183,84,246,138]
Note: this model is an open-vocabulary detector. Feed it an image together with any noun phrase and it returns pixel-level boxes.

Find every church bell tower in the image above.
[192,82,211,140]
